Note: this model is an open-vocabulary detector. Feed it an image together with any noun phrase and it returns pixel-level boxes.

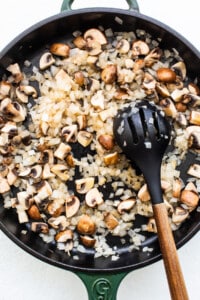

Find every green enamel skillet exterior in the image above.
[0,0,199,299]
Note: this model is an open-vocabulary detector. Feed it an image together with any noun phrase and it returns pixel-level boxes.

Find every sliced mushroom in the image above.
[65,153,75,168]
[172,61,186,80]
[77,115,87,130]
[188,131,200,150]
[54,142,71,160]
[7,167,18,185]
[146,217,157,233]
[66,195,80,218]
[39,149,54,165]
[27,204,41,220]
[116,39,130,54]
[50,43,70,57]
[80,235,96,248]
[31,222,49,234]
[62,125,78,143]
[84,28,107,45]
[16,85,37,103]
[77,131,93,147]
[117,198,136,214]
[172,177,182,198]
[103,152,119,166]
[0,98,27,122]
[73,36,87,49]
[98,134,114,150]
[171,88,188,102]
[55,229,73,243]
[187,164,200,178]
[175,102,187,113]
[160,98,177,118]
[42,163,55,179]
[77,214,96,235]
[51,164,69,181]
[156,83,170,97]
[132,40,149,56]
[176,113,188,127]
[30,165,43,179]
[86,39,102,56]
[0,81,11,100]
[6,63,23,83]
[172,206,189,225]
[138,184,150,202]
[74,71,85,86]
[188,83,200,95]
[180,182,199,209]
[101,64,117,84]
[85,188,103,208]
[1,121,18,137]
[156,68,176,83]
[143,72,156,90]
[46,200,64,217]
[104,212,119,230]
[86,77,100,92]
[189,110,200,125]
[39,52,55,70]
[144,47,162,67]
[91,91,105,110]
[48,215,68,231]
[34,180,52,204]
[17,191,33,210]
[75,177,94,194]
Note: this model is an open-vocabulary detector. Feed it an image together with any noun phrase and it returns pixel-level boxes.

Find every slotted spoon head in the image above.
[113,100,171,181]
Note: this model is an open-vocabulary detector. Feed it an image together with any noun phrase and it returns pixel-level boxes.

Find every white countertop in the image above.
[0,1,199,299]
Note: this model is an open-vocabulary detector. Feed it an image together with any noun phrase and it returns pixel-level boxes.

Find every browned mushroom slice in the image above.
[50,43,70,57]
[86,39,102,56]
[172,207,189,225]
[77,214,96,235]
[116,39,130,54]
[85,188,103,208]
[172,177,182,198]
[146,217,157,233]
[180,182,199,210]
[0,81,11,100]
[73,36,87,49]
[54,143,71,160]
[27,204,41,220]
[39,52,55,70]
[103,152,119,166]
[77,131,93,147]
[16,85,37,103]
[6,63,23,83]
[75,177,94,194]
[98,134,114,150]
[189,110,200,125]
[101,64,117,84]
[143,72,156,90]
[62,125,78,143]
[117,198,136,214]
[138,184,151,202]
[0,98,27,122]
[84,28,107,45]
[31,222,49,234]
[55,229,73,243]
[156,68,176,83]
[66,195,80,218]
[144,47,162,67]
[187,164,200,178]
[104,212,119,230]
[48,216,68,231]
[80,235,96,248]
[160,98,177,118]
[172,61,186,80]
[51,164,69,181]
[132,40,149,56]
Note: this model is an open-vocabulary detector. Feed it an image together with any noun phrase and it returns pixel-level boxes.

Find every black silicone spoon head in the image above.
[113,100,171,204]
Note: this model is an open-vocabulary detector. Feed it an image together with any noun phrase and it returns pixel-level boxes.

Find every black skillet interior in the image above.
[0,8,200,273]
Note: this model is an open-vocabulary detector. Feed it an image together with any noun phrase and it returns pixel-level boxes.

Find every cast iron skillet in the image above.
[0,0,200,299]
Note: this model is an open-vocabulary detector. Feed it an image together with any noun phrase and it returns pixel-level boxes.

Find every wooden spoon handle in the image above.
[153,203,189,300]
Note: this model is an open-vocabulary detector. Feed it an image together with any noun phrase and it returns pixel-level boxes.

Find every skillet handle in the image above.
[61,0,139,11]
[153,203,189,300]
[76,271,128,300]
